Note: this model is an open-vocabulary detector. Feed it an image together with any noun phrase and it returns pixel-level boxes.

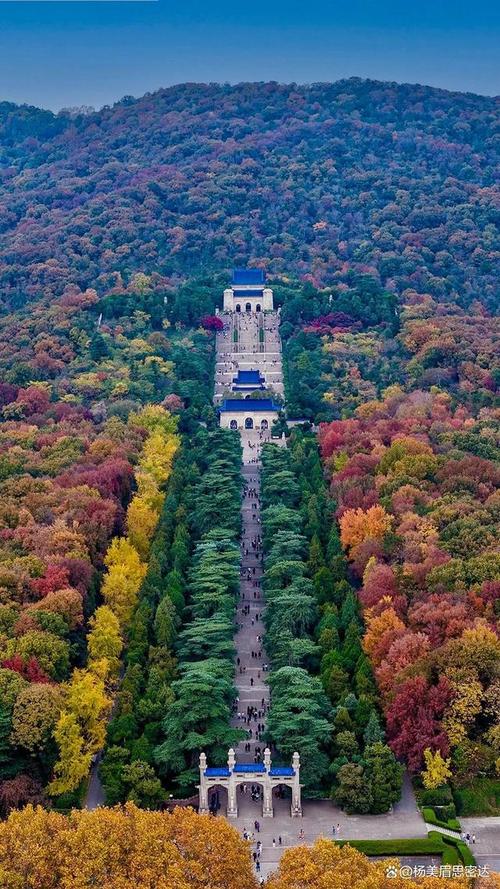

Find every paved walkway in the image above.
[224,772,428,878]
[214,308,285,769]
[460,818,500,874]
[231,463,269,761]
[423,822,461,838]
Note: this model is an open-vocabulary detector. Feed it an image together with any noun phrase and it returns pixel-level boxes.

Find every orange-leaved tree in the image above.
[340,505,392,554]
[266,838,469,889]
[0,803,257,889]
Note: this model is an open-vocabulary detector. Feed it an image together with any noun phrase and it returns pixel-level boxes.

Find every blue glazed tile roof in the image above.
[234,370,263,383]
[232,289,264,296]
[269,767,295,777]
[232,269,265,285]
[233,763,266,772]
[204,767,231,777]
[220,399,280,412]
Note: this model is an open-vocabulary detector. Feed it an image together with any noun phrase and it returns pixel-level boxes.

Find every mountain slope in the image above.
[0,79,498,310]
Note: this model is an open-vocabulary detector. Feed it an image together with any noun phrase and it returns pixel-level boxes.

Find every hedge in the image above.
[334,833,475,867]
[420,786,453,807]
[422,807,461,833]
[333,838,444,855]
[427,832,476,867]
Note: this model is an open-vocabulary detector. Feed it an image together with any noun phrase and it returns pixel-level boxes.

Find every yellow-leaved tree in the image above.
[422,748,453,790]
[0,803,257,889]
[48,711,92,796]
[48,668,111,795]
[87,605,123,679]
[126,405,179,558]
[101,537,147,628]
[137,430,179,489]
[442,666,483,747]
[266,838,469,889]
[126,494,161,560]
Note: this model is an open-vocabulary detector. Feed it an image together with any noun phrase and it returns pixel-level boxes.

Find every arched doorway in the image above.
[230,420,238,430]
[235,304,241,313]
[245,303,252,313]
[245,417,254,429]
[237,781,267,818]
[208,784,228,816]
[256,304,261,312]
[272,783,292,817]
[261,419,269,430]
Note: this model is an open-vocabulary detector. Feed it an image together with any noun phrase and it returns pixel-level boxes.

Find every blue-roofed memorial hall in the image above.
[223,268,274,313]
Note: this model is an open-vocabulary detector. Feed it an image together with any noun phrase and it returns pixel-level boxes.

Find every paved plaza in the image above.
[460,818,500,874]
[212,772,429,879]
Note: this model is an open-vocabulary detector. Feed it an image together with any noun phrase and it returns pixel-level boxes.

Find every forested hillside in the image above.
[0,77,497,840]
[0,79,498,311]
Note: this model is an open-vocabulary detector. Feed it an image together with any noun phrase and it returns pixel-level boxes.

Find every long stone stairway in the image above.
[209,304,426,879]
[231,463,269,761]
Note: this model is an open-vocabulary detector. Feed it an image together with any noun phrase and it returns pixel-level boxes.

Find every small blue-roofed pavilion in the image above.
[232,369,266,392]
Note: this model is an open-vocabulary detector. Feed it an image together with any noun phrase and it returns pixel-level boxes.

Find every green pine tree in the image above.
[365,742,403,814]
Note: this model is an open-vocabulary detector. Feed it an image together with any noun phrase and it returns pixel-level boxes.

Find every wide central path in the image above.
[231,463,269,760]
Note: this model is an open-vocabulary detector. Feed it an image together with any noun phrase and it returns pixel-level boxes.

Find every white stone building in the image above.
[219,398,281,431]
[223,268,274,313]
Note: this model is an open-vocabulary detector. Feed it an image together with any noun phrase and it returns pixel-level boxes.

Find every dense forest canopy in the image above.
[0,79,498,312]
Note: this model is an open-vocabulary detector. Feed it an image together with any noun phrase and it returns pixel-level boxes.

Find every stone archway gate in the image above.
[198,747,302,818]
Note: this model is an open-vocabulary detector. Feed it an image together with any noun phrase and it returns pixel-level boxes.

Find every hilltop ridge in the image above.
[0,78,498,311]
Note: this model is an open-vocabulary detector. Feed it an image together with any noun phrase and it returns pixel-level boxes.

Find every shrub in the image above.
[333,837,444,855]
[453,778,500,816]
[421,785,453,806]
[422,806,461,832]
[427,831,476,867]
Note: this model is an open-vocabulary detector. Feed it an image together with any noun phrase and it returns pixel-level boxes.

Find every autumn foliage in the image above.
[266,838,469,889]
[0,805,484,889]
[49,406,179,795]
[0,82,496,316]
[320,385,499,780]
[0,803,257,889]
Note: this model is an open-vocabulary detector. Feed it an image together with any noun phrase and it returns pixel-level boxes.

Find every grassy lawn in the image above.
[453,778,500,816]
[333,838,443,855]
